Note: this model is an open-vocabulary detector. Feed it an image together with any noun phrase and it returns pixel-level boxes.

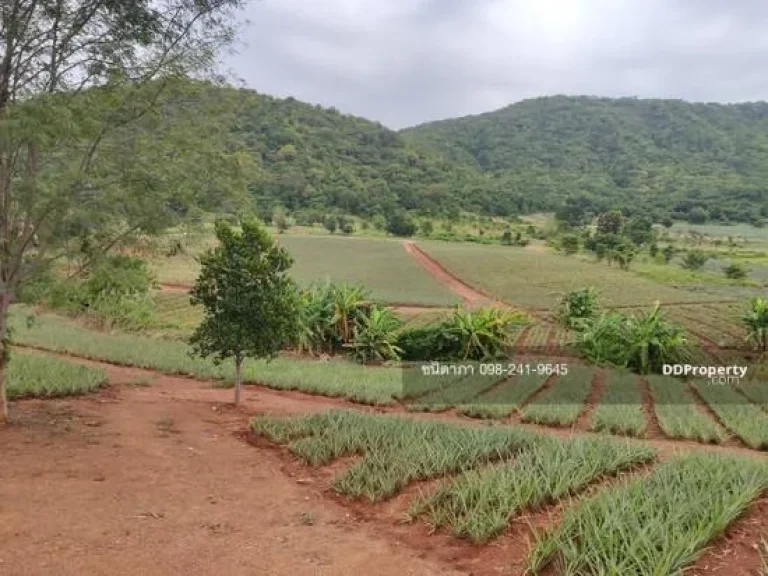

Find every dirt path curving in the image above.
[401,241,499,309]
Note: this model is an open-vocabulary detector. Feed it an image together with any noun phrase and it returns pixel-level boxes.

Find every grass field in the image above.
[153,234,459,306]
[418,240,718,309]
[457,372,549,419]
[693,380,768,449]
[9,306,404,405]
[6,352,107,399]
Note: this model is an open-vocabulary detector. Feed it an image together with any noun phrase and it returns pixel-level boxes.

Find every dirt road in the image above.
[0,368,462,576]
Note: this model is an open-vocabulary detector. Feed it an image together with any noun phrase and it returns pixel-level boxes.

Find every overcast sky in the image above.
[224,0,768,129]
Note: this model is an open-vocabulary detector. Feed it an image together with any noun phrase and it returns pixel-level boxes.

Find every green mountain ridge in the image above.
[400,95,768,224]
[190,85,768,224]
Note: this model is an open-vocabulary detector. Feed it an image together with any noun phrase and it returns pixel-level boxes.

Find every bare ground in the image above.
[3,355,768,576]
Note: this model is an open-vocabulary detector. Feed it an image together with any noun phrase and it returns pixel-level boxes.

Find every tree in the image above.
[189,220,299,405]
[624,216,653,246]
[420,219,434,237]
[687,206,710,224]
[613,240,638,271]
[324,215,338,234]
[273,208,290,233]
[560,234,580,255]
[596,211,624,235]
[0,0,246,423]
[385,211,416,237]
[501,229,513,245]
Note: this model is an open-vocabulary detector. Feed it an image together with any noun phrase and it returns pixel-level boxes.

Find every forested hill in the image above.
[230,88,503,218]
[400,96,768,224]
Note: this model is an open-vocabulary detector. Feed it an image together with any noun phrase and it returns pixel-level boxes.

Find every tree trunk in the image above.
[0,291,12,424]
[234,355,243,405]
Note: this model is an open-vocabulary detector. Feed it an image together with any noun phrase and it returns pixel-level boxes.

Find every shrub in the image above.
[681,250,708,271]
[558,288,599,330]
[323,215,338,234]
[560,234,580,255]
[344,306,403,363]
[742,297,768,353]
[576,303,691,374]
[385,211,417,237]
[723,262,749,280]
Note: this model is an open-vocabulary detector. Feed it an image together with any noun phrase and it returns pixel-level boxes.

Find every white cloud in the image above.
[225,0,768,128]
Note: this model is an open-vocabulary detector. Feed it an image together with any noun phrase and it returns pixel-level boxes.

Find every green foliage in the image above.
[742,297,768,353]
[662,244,677,263]
[6,352,107,400]
[11,306,403,405]
[624,216,654,245]
[189,219,299,401]
[344,306,403,363]
[385,211,417,237]
[596,211,624,235]
[398,307,527,361]
[527,453,768,575]
[557,288,599,329]
[576,303,691,374]
[646,376,726,443]
[559,233,580,255]
[681,250,709,270]
[273,208,290,233]
[723,261,749,280]
[402,95,768,224]
[323,215,338,234]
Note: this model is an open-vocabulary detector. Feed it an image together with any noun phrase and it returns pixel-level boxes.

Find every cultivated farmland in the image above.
[154,233,459,306]
[418,240,723,309]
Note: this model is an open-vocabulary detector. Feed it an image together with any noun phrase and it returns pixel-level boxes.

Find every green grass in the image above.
[6,352,107,399]
[590,372,648,437]
[419,240,717,309]
[693,380,768,450]
[150,291,202,337]
[740,379,768,409]
[519,366,596,426]
[457,372,549,419]
[646,376,727,443]
[251,410,541,502]
[153,234,459,306]
[10,306,402,405]
[408,436,655,542]
[527,453,768,575]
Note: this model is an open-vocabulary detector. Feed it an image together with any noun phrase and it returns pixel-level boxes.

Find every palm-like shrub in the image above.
[742,297,768,353]
[345,306,403,363]
[577,303,691,374]
[446,307,527,360]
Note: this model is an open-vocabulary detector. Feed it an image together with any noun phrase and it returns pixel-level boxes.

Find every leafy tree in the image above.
[723,262,749,280]
[681,250,708,271]
[0,0,246,423]
[420,220,434,236]
[324,215,338,234]
[742,297,768,353]
[661,217,674,228]
[596,211,624,235]
[613,240,638,271]
[273,208,290,233]
[189,220,299,404]
[687,206,710,224]
[385,211,417,237]
[560,234,580,255]
[501,229,513,246]
[624,216,653,245]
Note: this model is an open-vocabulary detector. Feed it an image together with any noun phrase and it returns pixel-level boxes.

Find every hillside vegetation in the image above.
[402,96,768,224]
